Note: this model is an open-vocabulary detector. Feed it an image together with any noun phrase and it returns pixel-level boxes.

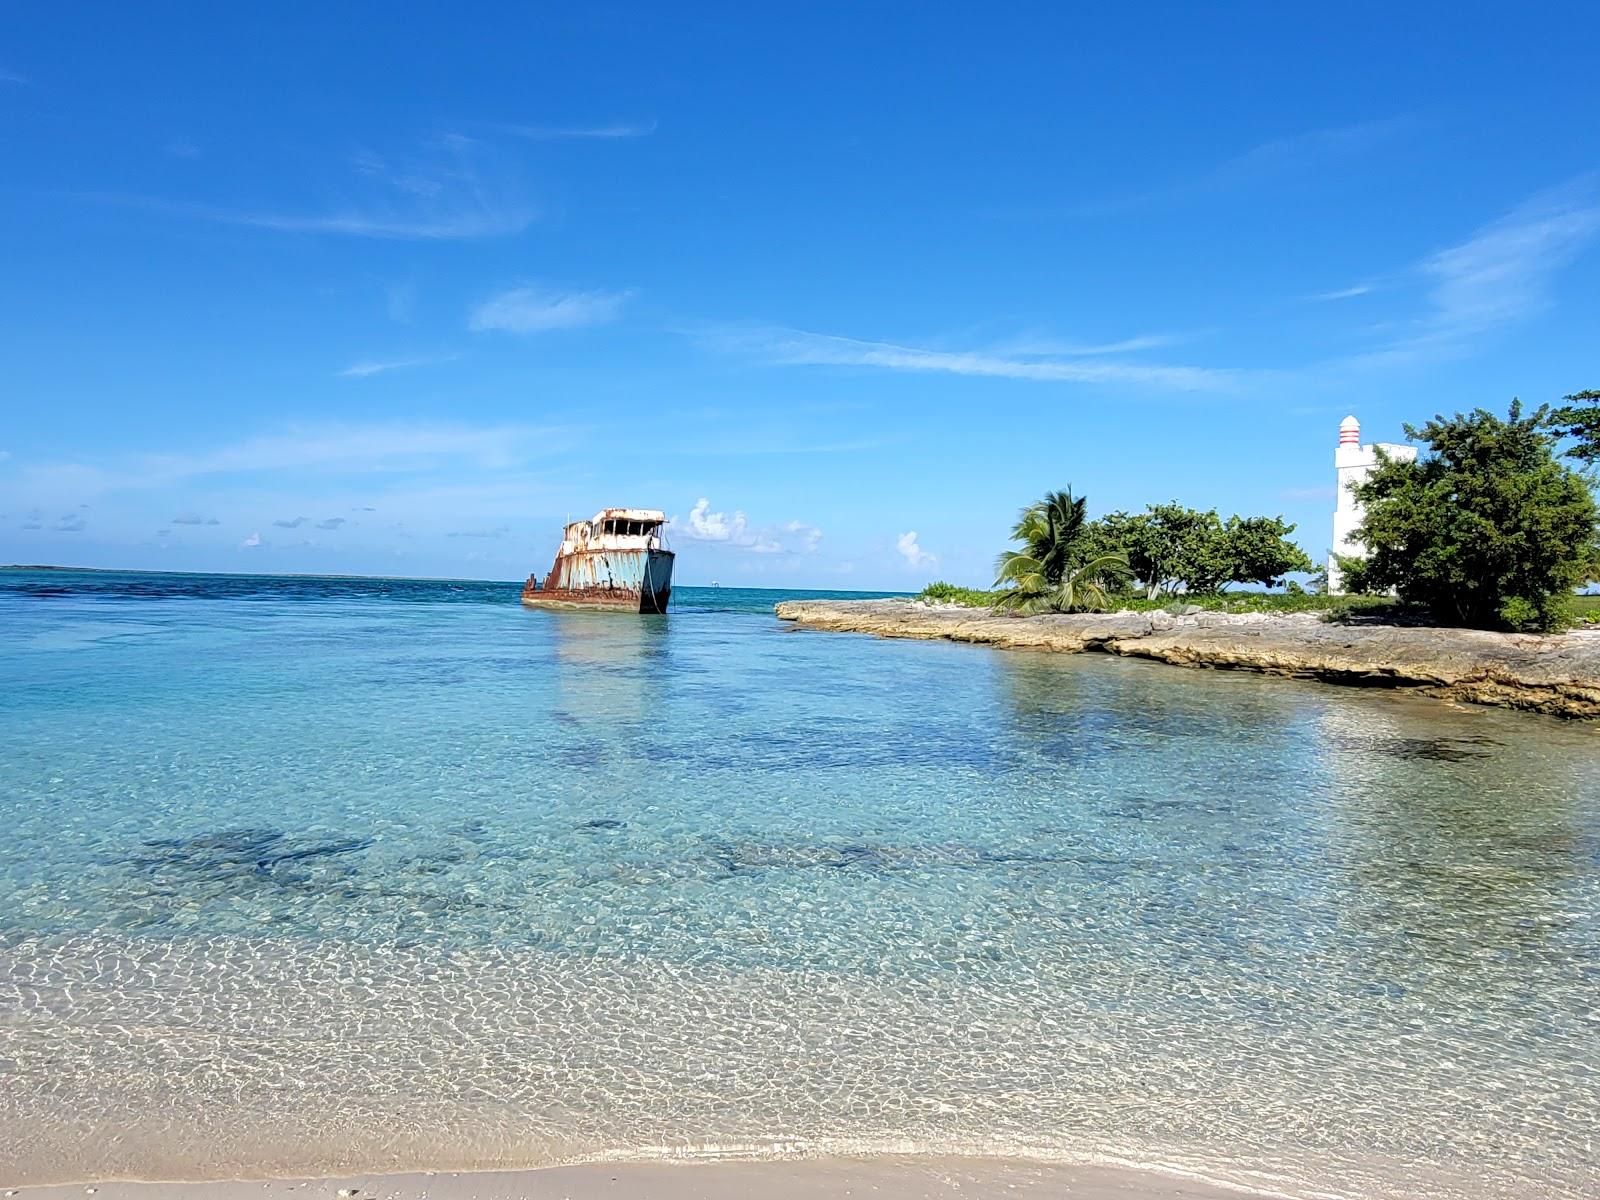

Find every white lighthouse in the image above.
[1328,415,1417,594]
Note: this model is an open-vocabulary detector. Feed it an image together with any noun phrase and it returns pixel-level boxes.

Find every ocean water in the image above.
[1,569,1597,1197]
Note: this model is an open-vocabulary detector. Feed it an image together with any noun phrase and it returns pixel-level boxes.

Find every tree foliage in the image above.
[1543,388,1600,465]
[1093,504,1312,598]
[1342,401,1600,631]
[1226,514,1316,588]
[993,488,1130,613]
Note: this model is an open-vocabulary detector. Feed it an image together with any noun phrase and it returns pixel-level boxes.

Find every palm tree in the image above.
[993,489,1129,613]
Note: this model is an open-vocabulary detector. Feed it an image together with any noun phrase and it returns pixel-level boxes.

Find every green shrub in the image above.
[1107,591,1399,620]
[918,581,998,608]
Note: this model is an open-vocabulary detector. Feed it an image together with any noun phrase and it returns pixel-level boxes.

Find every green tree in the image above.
[1543,388,1600,465]
[1225,515,1315,588]
[993,488,1130,613]
[1342,400,1600,631]
[1118,504,1232,597]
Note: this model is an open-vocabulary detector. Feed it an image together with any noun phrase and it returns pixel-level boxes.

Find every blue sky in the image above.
[2,3,1597,587]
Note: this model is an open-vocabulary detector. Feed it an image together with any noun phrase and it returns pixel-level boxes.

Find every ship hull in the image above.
[521,546,674,613]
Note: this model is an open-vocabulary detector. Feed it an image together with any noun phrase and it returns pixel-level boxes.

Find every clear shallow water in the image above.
[1,569,1597,1196]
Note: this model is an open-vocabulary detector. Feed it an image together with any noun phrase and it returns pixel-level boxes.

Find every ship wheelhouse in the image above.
[523,507,675,613]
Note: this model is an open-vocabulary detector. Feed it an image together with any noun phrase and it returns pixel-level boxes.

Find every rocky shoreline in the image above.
[774,599,1600,719]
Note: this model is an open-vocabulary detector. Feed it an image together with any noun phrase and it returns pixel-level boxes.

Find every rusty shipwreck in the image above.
[521,508,674,613]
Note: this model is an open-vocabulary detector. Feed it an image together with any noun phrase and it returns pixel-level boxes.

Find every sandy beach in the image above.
[8,1157,1279,1200]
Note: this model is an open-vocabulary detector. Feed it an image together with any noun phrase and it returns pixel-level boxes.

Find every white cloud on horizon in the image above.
[681,498,779,552]
[469,285,633,334]
[896,531,936,568]
[779,519,823,554]
[677,498,821,555]
[241,532,264,548]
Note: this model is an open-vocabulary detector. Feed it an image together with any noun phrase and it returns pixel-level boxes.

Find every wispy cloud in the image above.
[273,516,308,529]
[315,517,346,530]
[996,117,1415,220]
[386,281,418,323]
[984,332,1186,357]
[164,138,201,159]
[501,119,657,140]
[92,194,534,240]
[1182,119,1414,198]
[896,531,936,568]
[6,424,566,516]
[54,513,87,533]
[1356,176,1600,365]
[469,285,633,334]
[702,325,1238,391]
[338,353,459,379]
[152,423,542,477]
[74,136,534,240]
[446,526,509,539]
[1310,285,1372,302]
[0,68,27,86]
[241,532,264,548]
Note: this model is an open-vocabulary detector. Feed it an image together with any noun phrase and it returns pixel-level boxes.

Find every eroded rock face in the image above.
[773,599,1600,719]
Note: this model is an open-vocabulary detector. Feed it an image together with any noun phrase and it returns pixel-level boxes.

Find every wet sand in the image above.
[9,1157,1275,1200]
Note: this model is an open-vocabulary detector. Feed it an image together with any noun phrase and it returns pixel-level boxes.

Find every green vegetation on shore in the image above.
[918,580,1400,620]
[959,485,1317,618]
[1343,399,1600,632]
[926,391,1600,632]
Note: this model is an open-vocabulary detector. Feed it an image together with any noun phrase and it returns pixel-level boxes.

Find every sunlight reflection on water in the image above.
[1,573,1596,1197]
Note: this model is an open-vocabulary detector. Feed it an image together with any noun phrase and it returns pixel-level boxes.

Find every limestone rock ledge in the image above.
[773,599,1600,719]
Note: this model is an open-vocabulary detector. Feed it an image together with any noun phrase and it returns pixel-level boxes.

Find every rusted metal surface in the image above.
[521,508,674,614]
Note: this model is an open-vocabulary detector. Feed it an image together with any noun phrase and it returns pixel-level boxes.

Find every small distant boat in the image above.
[521,508,674,613]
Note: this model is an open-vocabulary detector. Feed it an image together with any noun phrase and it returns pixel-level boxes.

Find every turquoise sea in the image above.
[1,569,1597,1197]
